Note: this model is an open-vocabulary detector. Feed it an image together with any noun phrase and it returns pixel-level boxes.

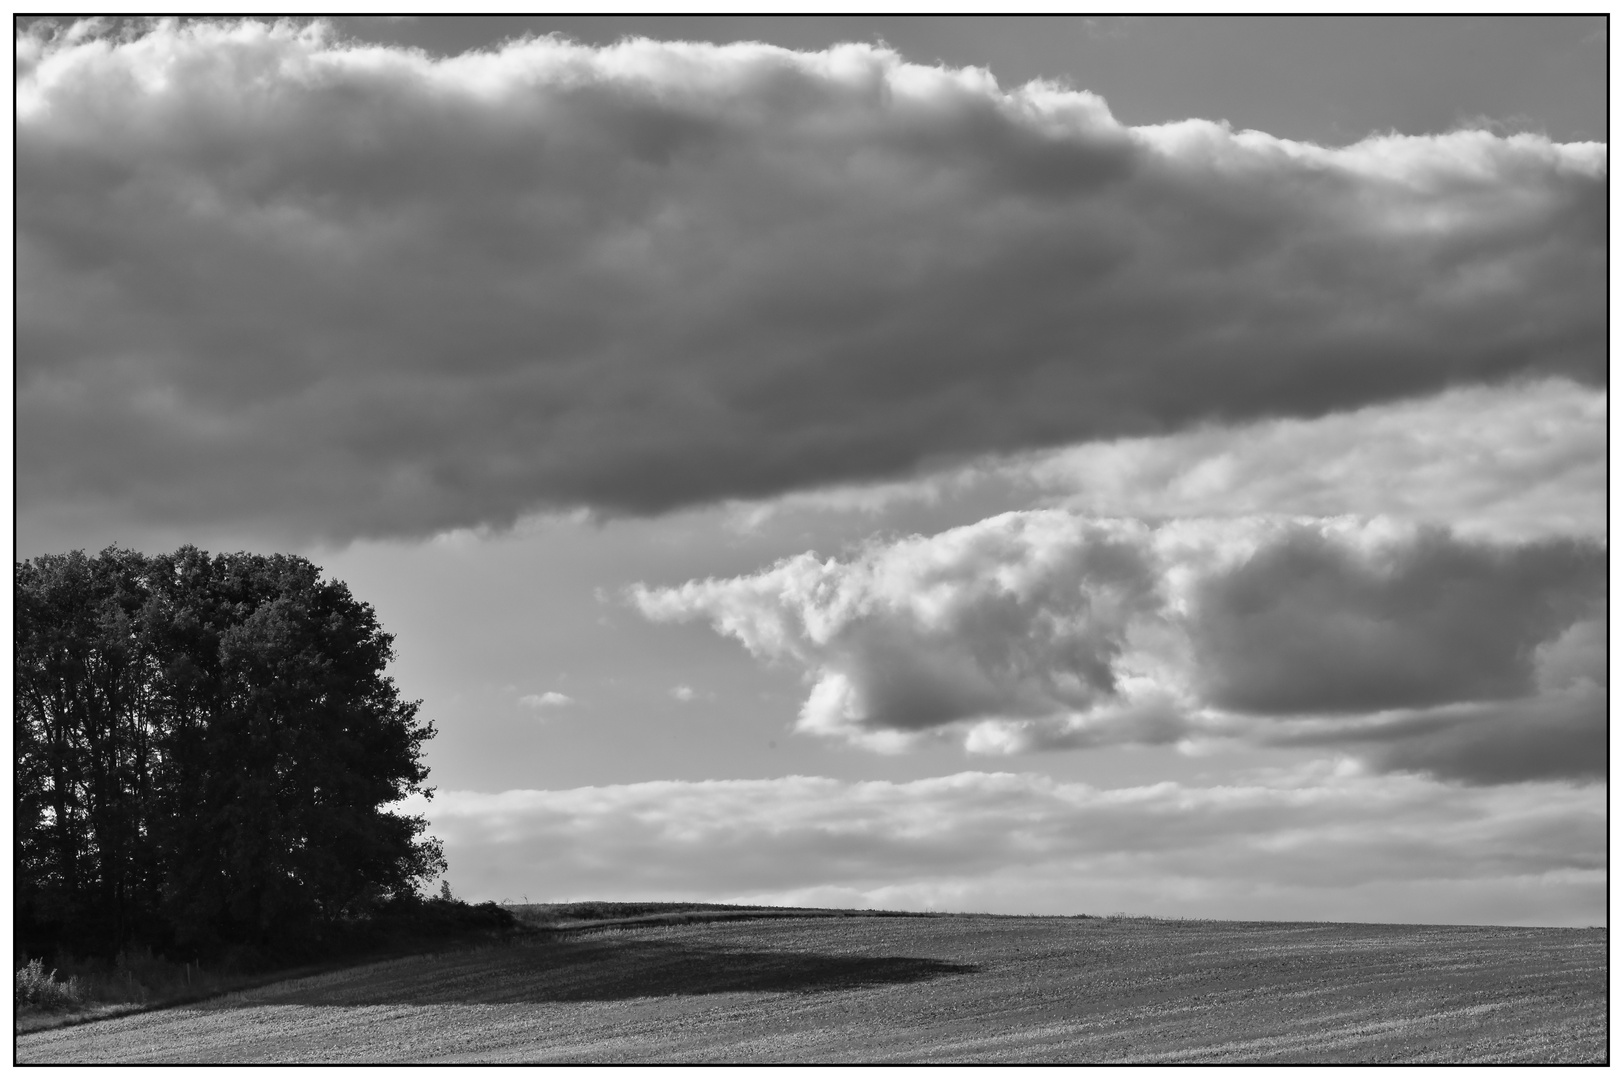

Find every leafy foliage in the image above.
[15,959,83,1011]
[15,546,445,963]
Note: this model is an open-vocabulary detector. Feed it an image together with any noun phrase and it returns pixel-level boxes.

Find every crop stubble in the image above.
[15,916,1605,1064]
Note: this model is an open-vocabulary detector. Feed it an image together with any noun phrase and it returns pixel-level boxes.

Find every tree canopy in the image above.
[15,546,445,963]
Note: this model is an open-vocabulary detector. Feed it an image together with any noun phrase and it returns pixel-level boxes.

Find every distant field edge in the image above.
[502,901,984,933]
[499,903,1607,934]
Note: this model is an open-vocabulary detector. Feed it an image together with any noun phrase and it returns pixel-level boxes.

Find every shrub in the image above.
[15,959,83,1011]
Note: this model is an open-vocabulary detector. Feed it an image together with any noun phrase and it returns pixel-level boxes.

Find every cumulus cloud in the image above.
[520,691,574,709]
[1187,525,1597,715]
[17,20,1605,544]
[404,768,1605,925]
[633,512,1603,781]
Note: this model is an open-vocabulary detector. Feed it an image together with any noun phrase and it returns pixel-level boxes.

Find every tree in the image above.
[15,546,445,961]
[14,548,162,955]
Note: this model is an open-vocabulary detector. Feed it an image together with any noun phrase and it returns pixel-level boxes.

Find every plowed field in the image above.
[16,917,1606,1064]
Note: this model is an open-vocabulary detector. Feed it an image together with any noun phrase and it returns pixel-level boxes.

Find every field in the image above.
[15,915,1606,1064]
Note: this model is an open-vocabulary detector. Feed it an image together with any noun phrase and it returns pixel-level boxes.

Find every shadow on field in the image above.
[234,935,981,1007]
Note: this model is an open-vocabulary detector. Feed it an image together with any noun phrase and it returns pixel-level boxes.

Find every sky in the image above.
[14,16,1609,925]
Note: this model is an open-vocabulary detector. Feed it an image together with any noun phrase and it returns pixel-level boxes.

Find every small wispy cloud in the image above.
[670,685,700,702]
[520,691,574,709]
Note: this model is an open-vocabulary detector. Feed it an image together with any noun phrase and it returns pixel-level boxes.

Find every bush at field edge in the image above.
[15,959,83,1011]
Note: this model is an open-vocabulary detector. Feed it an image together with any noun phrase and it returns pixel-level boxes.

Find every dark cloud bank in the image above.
[17,21,1606,543]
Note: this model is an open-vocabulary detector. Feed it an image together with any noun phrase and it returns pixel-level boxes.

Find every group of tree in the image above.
[15,546,450,966]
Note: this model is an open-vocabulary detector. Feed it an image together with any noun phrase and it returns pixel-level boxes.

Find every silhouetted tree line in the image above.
[15,546,449,965]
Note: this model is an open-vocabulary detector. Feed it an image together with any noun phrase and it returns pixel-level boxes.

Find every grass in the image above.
[14,899,1088,1027]
[13,947,270,1034]
[14,898,528,1034]
[13,901,1023,1032]
[18,915,1607,1063]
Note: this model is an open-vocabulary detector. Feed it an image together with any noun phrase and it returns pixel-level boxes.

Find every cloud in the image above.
[1277,615,1607,785]
[404,768,1605,925]
[1023,378,1604,545]
[726,378,1603,564]
[634,512,1603,781]
[17,21,1605,545]
[520,691,574,709]
[1186,524,1597,716]
[1312,687,1605,787]
[670,684,698,702]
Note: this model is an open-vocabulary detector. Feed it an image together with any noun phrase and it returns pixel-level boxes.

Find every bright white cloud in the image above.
[634,512,1603,781]
[1026,379,1606,544]
[729,379,1604,546]
[17,21,1604,547]
[406,768,1605,926]
[520,691,574,709]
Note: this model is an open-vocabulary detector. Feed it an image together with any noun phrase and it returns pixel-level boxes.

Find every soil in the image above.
[14,915,1606,1064]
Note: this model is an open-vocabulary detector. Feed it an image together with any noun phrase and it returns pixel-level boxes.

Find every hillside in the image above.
[16,914,1606,1064]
